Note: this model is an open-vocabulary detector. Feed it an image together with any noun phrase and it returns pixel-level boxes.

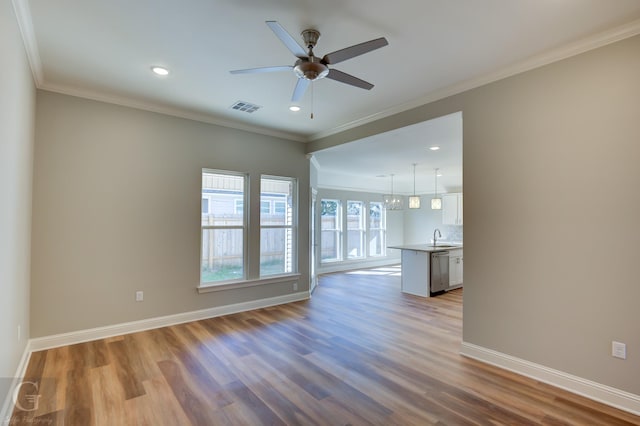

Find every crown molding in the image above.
[11,0,43,85]
[309,17,640,141]
[39,83,307,142]
[12,0,640,144]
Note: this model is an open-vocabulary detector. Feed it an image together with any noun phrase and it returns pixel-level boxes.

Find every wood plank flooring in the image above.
[11,265,640,425]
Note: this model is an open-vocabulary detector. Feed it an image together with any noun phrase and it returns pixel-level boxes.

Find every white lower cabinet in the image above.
[448,249,463,288]
[401,250,430,297]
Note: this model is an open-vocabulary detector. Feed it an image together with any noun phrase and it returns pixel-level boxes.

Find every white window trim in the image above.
[198,273,301,293]
[200,168,248,285]
[260,175,298,277]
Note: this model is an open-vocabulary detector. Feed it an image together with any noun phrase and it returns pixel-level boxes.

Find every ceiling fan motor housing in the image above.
[294,57,329,81]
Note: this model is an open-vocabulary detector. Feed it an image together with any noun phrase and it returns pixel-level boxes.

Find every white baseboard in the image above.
[460,341,640,416]
[30,291,309,352]
[0,343,32,423]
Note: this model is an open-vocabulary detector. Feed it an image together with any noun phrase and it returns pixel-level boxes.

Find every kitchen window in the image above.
[368,201,386,257]
[320,199,342,262]
[347,200,365,259]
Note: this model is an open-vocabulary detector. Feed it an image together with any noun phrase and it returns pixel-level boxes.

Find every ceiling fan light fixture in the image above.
[293,58,329,81]
[289,105,301,112]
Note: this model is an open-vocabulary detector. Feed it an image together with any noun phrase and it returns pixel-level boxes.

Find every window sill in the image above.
[198,273,301,294]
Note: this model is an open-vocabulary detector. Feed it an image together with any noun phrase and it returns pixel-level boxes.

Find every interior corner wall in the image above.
[31,91,310,338]
[309,34,640,396]
[0,0,35,414]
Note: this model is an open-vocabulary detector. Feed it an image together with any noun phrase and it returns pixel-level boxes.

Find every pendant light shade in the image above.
[409,163,420,209]
[383,174,404,210]
[431,168,442,210]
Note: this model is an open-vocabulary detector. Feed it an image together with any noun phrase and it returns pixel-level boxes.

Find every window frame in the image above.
[200,169,248,286]
[368,201,386,257]
[346,200,365,259]
[320,198,343,263]
[259,175,298,277]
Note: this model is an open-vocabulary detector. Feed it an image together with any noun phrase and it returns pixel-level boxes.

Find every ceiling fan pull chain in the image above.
[310,81,314,119]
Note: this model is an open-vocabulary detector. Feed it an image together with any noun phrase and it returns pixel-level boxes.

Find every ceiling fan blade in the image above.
[292,78,310,102]
[230,66,292,74]
[266,21,307,59]
[326,69,374,90]
[322,37,388,65]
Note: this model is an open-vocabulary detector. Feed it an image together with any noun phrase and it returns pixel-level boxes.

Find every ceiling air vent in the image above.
[230,101,261,113]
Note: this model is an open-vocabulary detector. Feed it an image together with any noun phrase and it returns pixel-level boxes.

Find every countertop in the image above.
[387,243,463,252]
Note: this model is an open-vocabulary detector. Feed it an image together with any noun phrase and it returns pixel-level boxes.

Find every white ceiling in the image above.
[312,111,463,195]
[19,0,640,144]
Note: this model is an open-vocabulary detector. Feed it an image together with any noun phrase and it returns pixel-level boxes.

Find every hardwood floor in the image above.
[11,266,640,425]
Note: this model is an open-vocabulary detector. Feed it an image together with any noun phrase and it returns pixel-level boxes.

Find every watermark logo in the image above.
[2,378,54,425]
[12,381,41,413]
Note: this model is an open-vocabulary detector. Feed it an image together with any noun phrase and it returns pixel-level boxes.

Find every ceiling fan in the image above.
[230,21,389,102]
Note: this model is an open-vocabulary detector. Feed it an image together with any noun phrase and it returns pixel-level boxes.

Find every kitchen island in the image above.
[388,244,463,297]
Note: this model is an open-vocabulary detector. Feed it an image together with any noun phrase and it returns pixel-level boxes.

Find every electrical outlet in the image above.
[612,341,626,359]
[135,291,144,302]
[293,282,298,291]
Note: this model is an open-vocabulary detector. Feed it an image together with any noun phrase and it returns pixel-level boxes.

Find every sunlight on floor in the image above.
[346,265,401,276]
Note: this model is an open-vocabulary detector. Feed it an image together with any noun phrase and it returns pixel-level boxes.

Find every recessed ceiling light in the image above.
[437,173,443,177]
[429,146,440,151]
[151,66,169,76]
[289,105,301,112]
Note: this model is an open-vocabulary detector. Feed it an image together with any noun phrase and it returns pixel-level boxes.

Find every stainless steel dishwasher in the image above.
[430,251,450,293]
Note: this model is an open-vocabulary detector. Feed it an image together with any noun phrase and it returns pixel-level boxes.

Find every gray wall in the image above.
[0,0,35,413]
[31,91,310,337]
[309,35,640,395]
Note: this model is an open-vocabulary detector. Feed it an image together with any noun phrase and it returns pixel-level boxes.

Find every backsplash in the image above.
[440,225,463,243]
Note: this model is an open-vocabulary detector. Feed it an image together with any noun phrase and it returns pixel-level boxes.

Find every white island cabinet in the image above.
[400,249,431,297]
[388,244,463,297]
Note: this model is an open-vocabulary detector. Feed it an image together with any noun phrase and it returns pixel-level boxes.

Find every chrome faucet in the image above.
[433,228,442,246]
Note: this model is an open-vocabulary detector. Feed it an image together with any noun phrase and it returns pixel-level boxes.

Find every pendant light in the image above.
[431,168,442,210]
[383,174,404,210]
[409,163,420,209]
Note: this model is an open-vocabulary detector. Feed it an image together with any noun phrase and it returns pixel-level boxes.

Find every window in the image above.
[274,201,286,215]
[260,176,297,276]
[368,202,386,257]
[347,201,365,259]
[234,200,243,214]
[320,199,342,262]
[201,170,246,284]
[202,198,209,214]
[260,201,271,214]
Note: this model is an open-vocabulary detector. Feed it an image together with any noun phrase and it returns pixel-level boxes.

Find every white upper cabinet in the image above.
[442,193,463,225]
